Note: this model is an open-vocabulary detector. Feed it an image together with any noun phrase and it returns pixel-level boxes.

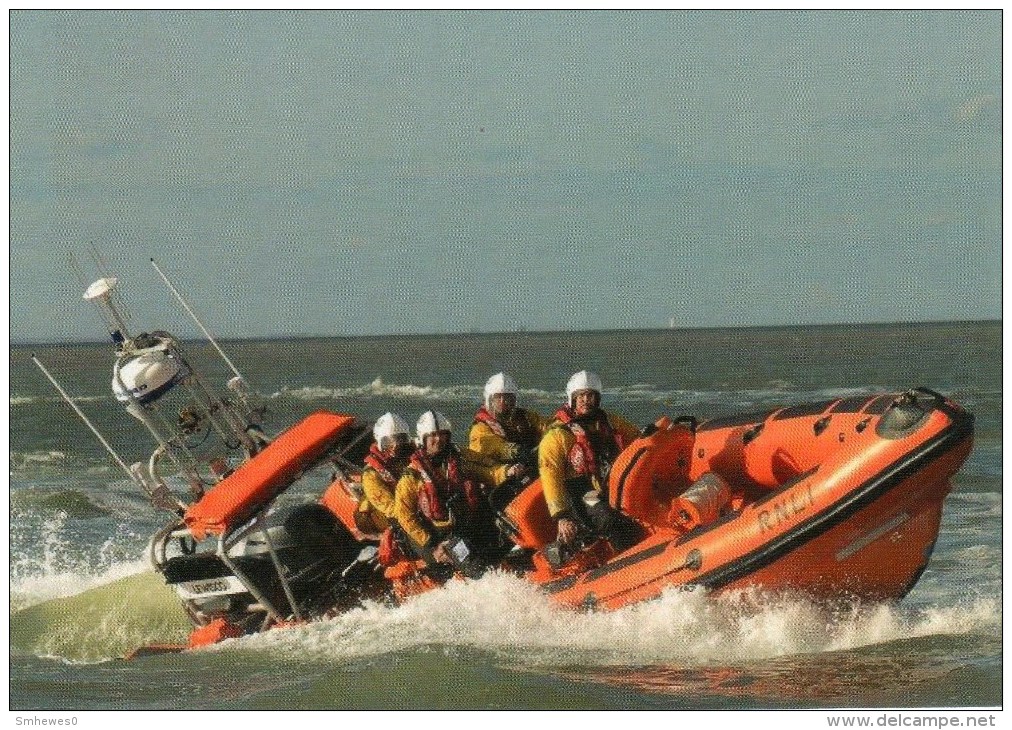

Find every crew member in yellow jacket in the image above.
[468,372,546,487]
[538,370,642,552]
[354,411,413,535]
[394,410,508,574]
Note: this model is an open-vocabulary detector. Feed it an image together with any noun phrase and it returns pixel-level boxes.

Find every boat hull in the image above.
[714,432,970,600]
[535,389,974,609]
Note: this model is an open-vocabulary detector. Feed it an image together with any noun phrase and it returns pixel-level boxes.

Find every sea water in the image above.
[8,322,1001,709]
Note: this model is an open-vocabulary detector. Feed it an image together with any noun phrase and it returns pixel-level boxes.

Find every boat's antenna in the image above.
[68,250,90,291]
[31,354,137,483]
[150,258,243,381]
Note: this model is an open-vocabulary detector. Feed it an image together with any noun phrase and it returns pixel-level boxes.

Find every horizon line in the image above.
[9,316,1001,348]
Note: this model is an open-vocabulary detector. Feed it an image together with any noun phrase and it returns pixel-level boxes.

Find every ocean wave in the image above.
[220,573,1000,667]
[274,379,902,409]
[10,569,1000,666]
[947,491,1002,508]
[10,394,108,406]
[10,570,189,663]
[10,512,151,610]
[280,377,477,402]
[9,502,186,662]
[11,488,112,518]
[10,450,69,470]
[11,556,152,613]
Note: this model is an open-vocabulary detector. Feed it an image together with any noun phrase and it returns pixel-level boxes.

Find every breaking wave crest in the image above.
[10,450,69,470]
[10,394,107,406]
[10,565,999,666]
[280,377,479,402]
[9,510,184,663]
[222,573,1000,667]
[11,487,112,518]
[10,511,150,611]
[10,571,189,664]
[276,379,902,410]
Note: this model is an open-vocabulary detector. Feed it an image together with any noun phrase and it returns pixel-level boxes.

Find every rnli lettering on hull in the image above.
[758,485,815,533]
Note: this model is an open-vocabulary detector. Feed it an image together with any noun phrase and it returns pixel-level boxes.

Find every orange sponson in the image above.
[184,411,356,540]
[187,617,244,648]
[319,475,367,538]
[383,560,442,602]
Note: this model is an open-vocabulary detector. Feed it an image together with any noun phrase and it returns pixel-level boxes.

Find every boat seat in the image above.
[502,421,698,547]
[502,479,556,549]
[608,422,695,527]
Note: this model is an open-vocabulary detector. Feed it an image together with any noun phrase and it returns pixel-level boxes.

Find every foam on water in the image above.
[10,394,107,406]
[280,377,476,402]
[10,568,998,666]
[10,511,150,611]
[221,572,1000,668]
[10,450,69,470]
[11,557,152,611]
[274,379,904,410]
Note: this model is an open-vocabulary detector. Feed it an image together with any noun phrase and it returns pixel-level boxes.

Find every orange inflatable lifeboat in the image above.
[504,388,973,608]
[152,388,972,654]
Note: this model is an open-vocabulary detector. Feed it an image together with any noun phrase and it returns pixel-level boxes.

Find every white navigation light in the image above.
[113,350,184,404]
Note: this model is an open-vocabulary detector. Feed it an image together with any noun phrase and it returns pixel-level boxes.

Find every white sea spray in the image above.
[271,379,906,410]
[217,573,1000,667]
[10,511,150,610]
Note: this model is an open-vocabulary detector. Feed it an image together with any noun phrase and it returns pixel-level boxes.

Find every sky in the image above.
[9,10,1002,343]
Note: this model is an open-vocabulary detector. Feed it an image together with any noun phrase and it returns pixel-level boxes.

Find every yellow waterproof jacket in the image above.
[538,411,640,518]
[468,408,547,482]
[393,448,507,549]
[354,467,397,532]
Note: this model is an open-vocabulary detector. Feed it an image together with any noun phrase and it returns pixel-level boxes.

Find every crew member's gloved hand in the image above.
[506,462,527,479]
[556,516,579,545]
[433,541,454,564]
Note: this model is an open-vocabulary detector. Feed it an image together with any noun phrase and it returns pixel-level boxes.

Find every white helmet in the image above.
[566,370,603,406]
[373,412,411,448]
[483,372,519,409]
[416,410,452,440]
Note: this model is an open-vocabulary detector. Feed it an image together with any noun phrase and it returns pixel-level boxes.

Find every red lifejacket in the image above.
[553,407,628,481]
[378,527,403,566]
[473,406,541,451]
[409,447,479,523]
[363,444,401,488]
